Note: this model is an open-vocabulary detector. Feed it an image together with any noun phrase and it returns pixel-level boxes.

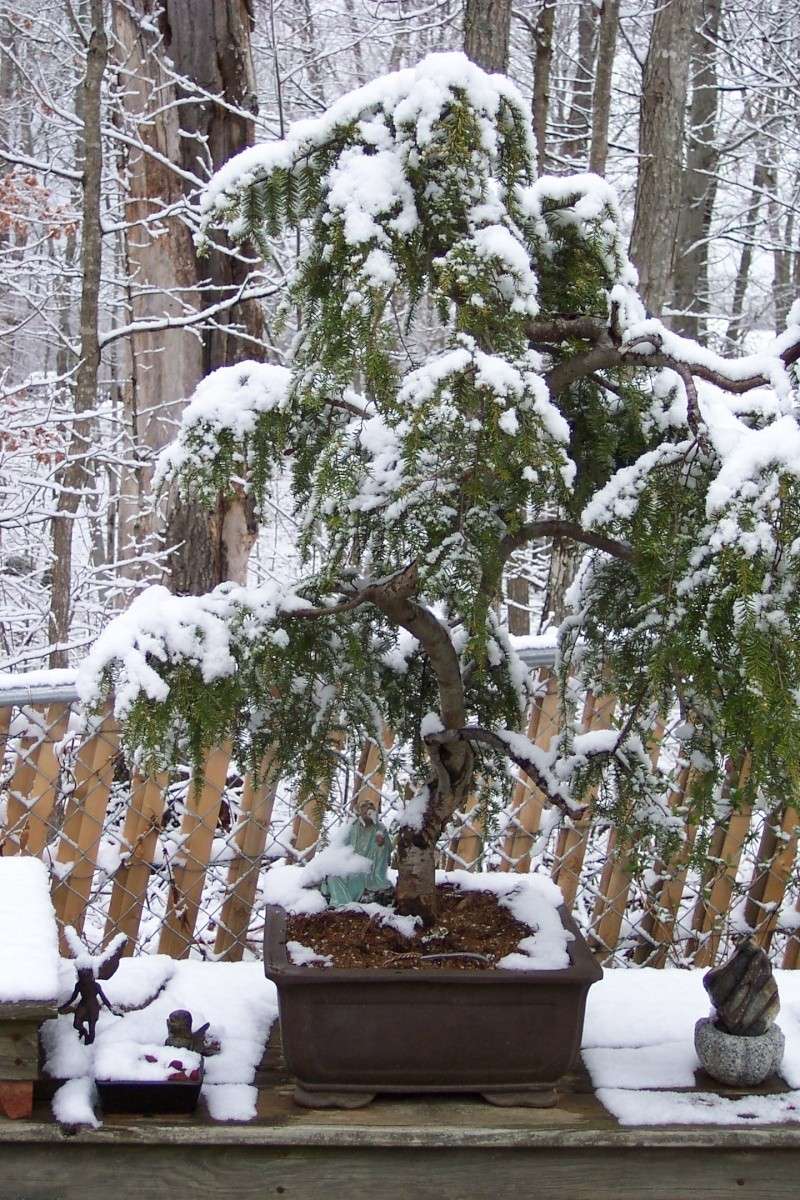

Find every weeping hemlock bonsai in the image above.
[82,55,800,925]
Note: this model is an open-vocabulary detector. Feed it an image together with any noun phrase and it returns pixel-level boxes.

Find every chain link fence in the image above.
[1,657,798,967]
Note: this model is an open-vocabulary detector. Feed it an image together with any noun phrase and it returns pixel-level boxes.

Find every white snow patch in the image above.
[286,941,333,967]
[441,870,571,970]
[94,1041,202,1083]
[0,858,59,1002]
[598,1087,800,1126]
[51,1077,99,1128]
[203,1083,259,1121]
[43,960,277,1126]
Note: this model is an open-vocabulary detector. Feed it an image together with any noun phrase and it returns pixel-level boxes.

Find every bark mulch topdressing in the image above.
[286,886,531,970]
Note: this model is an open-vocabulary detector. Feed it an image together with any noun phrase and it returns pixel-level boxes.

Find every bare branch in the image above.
[285,561,419,620]
[538,318,800,398]
[423,726,573,812]
[502,519,634,563]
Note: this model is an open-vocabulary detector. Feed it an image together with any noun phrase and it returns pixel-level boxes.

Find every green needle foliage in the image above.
[85,54,800,873]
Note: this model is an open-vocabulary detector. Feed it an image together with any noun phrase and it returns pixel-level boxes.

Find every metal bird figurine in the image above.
[165,1009,221,1056]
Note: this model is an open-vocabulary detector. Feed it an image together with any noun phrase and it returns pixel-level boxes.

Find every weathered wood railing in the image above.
[0,656,798,967]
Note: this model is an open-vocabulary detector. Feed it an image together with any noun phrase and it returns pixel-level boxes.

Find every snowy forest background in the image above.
[0,0,797,672]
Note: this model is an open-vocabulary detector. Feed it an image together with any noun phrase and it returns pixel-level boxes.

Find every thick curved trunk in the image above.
[395,741,474,924]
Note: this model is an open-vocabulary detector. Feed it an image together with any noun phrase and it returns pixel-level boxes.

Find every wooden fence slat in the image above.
[750,805,798,951]
[499,671,550,872]
[500,671,560,873]
[690,756,753,968]
[447,788,485,871]
[214,756,279,961]
[158,745,231,959]
[290,728,346,861]
[51,713,118,946]
[103,771,169,953]
[22,705,71,857]
[551,692,617,909]
[589,721,665,961]
[354,727,394,812]
[2,710,48,853]
[633,765,695,966]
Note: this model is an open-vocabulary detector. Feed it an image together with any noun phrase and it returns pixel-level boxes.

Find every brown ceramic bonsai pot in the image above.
[264,900,601,1108]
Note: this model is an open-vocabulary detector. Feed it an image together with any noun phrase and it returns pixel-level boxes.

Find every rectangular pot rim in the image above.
[96,1076,203,1087]
[264,902,603,986]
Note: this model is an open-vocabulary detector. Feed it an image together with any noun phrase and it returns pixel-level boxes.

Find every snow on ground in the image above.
[583,967,800,1125]
[43,958,278,1126]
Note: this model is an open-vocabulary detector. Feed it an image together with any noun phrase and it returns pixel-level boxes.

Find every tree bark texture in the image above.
[629,0,694,315]
[531,0,556,174]
[671,0,722,339]
[507,573,530,636]
[394,739,474,924]
[725,161,768,345]
[112,1,206,585]
[561,0,597,164]
[159,0,265,594]
[48,1,107,667]
[113,0,263,595]
[463,0,511,73]
[769,166,794,332]
[540,537,580,629]
[589,0,620,176]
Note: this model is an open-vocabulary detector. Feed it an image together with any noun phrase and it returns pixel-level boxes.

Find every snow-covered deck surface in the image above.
[3,963,800,1198]
[31,959,800,1131]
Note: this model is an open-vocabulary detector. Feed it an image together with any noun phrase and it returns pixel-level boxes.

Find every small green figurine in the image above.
[322,795,393,906]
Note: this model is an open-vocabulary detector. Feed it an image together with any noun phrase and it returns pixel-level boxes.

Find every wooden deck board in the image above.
[3,1107,800,1200]
[6,1027,800,1200]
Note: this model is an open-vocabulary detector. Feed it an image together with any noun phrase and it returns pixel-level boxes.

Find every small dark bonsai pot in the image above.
[264,901,601,1108]
[97,1065,204,1115]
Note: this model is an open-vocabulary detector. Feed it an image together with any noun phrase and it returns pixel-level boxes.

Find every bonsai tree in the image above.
[80,54,800,926]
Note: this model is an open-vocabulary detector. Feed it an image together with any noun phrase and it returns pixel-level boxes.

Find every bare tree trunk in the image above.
[629,0,693,315]
[48,1,107,667]
[671,0,722,339]
[768,165,792,332]
[395,741,474,923]
[112,1,205,586]
[589,0,620,176]
[540,538,580,629]
[726,160,768,345]
[507,573,530,636]
[464,0,511,73]
[114,0,263,595]
[161,0,264,594]
[561,0,597,164]
[531,0,556,174]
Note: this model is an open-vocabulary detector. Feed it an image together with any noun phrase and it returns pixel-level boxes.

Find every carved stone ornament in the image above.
[694,937,784,1087]
[702,937,779,1036]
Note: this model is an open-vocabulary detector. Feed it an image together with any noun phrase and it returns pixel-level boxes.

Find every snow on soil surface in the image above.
[583,967,800,1125]
[0,858,60,1002]
[263,862,573,969]
[42,959,277,1127]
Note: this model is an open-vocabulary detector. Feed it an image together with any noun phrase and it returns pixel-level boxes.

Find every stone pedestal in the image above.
[694,1017,784,1087]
